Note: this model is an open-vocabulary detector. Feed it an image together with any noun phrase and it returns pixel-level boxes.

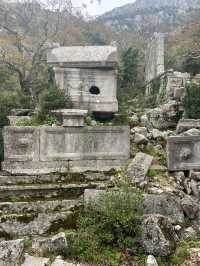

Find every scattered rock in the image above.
[129,113,139,127]
[182,128,200,136]
[0,239,24,266]
[190,171,200,181]
[32,232,68,256]
[142,215,177,257]
[144,193,184,224]
[140,114,153,132]
[188,248,200,265]
[181,227,197,240]
[152,129,165,140]
[181,195,199,220]
[126,153,153,188]
[21,254,50,266]
[133,133,148,145]
[146,255,158,266]
[133,127,148,137]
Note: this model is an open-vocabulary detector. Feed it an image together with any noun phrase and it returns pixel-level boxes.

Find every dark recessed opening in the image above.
[89,86,100,95]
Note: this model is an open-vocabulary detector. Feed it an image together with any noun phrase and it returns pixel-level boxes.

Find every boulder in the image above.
[181,195,199,220]
[133,127,148,137]
[133,133,148,145]
[144,193,184,224]
[0,239,24,266]
[146,255,158,266]
[142,215,177,257]
[32,232,68,256]
[181,227,197,240]
[21,254,50,266]
[126,153,153,188]
[140,114,153,132]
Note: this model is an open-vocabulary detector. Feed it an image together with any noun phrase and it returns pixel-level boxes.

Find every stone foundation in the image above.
[2,126,130,175]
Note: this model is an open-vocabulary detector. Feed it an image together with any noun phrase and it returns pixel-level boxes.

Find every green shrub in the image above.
[183,82,200,119]
[38,84,72,120]
[69,184,144,265]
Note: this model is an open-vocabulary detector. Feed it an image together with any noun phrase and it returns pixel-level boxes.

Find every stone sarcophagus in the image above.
[2,126,130,174]
[47,46,118,114]
[167,136,200,171]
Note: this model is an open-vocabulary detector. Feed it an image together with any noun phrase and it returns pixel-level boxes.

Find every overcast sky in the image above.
[74,0,135,16]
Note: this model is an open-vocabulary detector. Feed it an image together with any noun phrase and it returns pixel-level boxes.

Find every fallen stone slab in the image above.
[142,215,177,257]
[176,119,200,134]
[21,254,50,266]
[0,239,24,266]
[126,152,153,186]
[32,232,68,257]
[144,193,184,224]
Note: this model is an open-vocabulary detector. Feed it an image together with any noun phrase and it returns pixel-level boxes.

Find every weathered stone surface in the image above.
[3,126,130,174]
[47,46,118,113]
[0,184,89,202]
[52,258,81,266]
[142,215,177,257]
[0,200,80,216]
[0,211,74,237]
[181,195,199,219]
[167,135,200,171]
[51,109,88,127]
[8,116,31,126]
[146,255,158,266]
[133,133,148,145]
[177,120,200,134]
[144,193,184,224]
[21,254,50,266]
[181,128,200,136]
[187,248,200,265]
[47,46,117,67]
[84,189,104,203]
[140,114,153,131]
[147,101,179,130]
[0,239,24,266]
[132,127,148,137]
[32,232,68,256]
[126,153,153,186]
[145,32,164,85]
[181,227,197,240]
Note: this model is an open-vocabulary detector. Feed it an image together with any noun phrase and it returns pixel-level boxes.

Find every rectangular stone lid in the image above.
[47,45,117,68]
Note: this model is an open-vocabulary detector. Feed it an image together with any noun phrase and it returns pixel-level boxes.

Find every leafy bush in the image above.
[38,84,72,120]
[183,82,200,119]
[69,184,144,265]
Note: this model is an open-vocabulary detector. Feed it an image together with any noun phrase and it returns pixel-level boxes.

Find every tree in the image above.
[0,0,83,108]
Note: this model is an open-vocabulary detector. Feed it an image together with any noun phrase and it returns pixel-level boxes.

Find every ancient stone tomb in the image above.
[47,45,118,114]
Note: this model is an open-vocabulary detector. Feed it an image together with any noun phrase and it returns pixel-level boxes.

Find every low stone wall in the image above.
[2,126,130,174]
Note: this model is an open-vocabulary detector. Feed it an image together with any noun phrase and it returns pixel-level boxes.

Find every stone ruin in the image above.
[144,32,200,173]
[0,45,130,243]
[47,45,118,115]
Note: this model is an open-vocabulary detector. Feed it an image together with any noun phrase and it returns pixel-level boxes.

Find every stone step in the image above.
[0,199,81,215]
[0,172,111,185]
[0,211,75,238]
[0,183,103,202]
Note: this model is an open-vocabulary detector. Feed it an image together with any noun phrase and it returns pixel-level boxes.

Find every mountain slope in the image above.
[98,0,200,35]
